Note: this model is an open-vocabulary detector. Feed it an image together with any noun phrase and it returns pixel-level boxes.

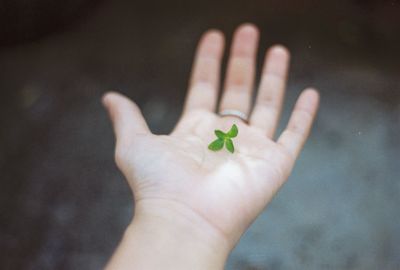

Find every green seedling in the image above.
[208,124,238,153]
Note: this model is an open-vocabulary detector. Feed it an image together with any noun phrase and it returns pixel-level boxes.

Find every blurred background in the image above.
[0,0,399,269]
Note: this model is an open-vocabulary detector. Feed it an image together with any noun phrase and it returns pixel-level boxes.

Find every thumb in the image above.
[102,91,150,148]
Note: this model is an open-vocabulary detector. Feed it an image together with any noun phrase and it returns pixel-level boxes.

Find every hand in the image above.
[103,23,319,269]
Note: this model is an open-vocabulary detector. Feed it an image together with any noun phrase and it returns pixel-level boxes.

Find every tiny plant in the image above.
[208,124,238,153]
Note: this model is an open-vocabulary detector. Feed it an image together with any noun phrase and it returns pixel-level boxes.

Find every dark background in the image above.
[0,0,399,269]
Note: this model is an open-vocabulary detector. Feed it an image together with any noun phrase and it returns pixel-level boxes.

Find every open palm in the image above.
[103,24,319,247]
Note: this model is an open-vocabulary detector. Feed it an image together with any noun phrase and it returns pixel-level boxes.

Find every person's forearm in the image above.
[105,200,231,270]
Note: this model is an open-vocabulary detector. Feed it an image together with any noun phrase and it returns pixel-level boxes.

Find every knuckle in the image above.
[290,123,306,135]
[114,145,128,169]
[276,141,294,160]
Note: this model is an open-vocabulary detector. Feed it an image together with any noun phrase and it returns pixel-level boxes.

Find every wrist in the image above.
[106,199,231,270]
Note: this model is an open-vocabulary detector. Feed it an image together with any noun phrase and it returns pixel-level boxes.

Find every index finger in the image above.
[277,88,320,159]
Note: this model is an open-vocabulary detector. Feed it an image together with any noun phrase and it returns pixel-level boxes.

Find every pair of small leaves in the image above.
[208,124,238,153]
[215,123,238,139]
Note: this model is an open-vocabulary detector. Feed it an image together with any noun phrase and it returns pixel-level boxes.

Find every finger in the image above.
[219,23,259,115]
[277,88,319,159]
[184,30,225,113]
[250,45,290,137]
[102,91,150,147]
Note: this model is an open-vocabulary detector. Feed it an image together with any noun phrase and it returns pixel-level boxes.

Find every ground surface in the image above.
[0,0,399,269]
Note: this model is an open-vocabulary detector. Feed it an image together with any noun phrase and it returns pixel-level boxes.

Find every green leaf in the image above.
[208,138,224,151]
[214,130,226,139]
[227,124,238,138]
[225,138,234,153]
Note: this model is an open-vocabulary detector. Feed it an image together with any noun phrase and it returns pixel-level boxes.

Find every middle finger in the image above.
[219,24,259,116]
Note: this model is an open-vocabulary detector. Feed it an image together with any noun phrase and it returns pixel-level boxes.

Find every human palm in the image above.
[103,24,319,247]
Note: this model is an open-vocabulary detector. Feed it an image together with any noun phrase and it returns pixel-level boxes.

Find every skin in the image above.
[103,23,319,270]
